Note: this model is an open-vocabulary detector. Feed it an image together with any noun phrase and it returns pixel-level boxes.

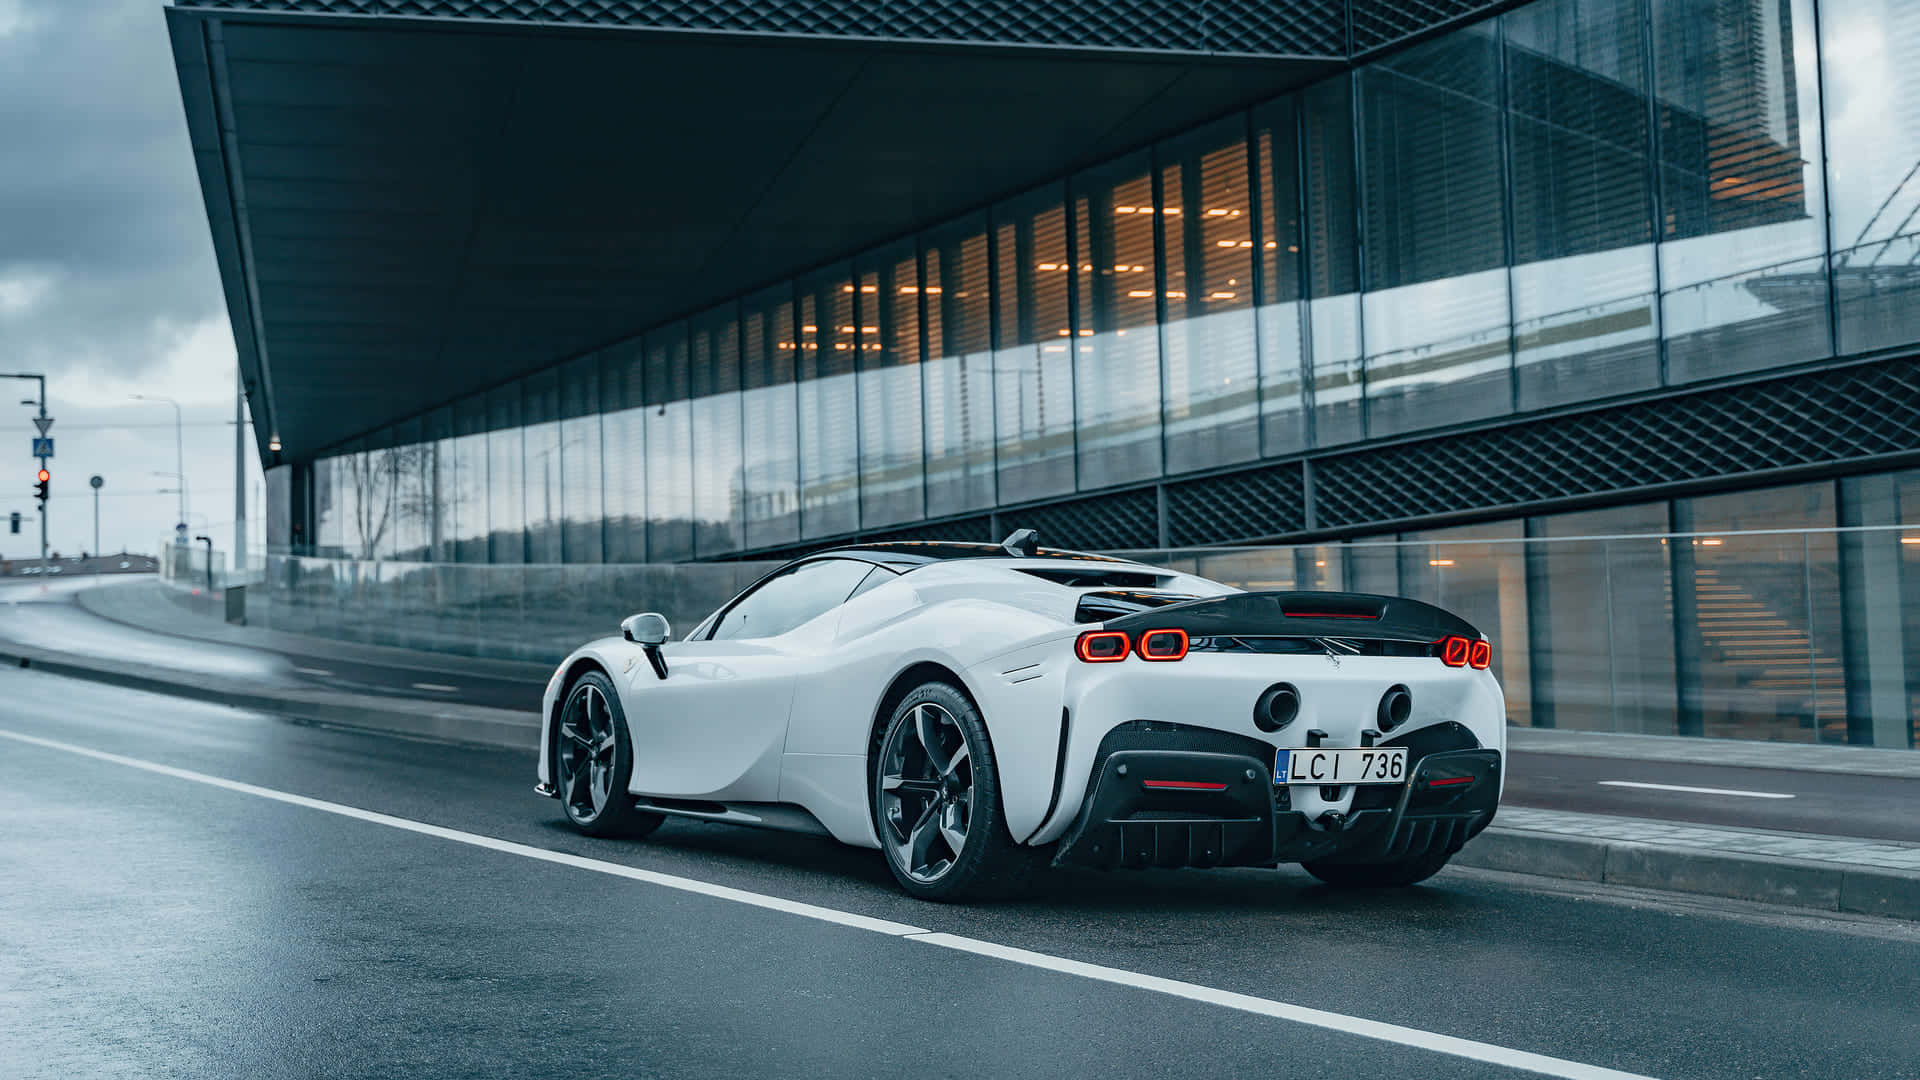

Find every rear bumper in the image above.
[1052,723,1500,870]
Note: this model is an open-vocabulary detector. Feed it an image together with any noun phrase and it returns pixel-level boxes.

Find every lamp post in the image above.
[89,475,102,556]
[132,394,187,541]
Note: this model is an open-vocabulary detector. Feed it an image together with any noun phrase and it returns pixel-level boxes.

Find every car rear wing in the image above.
[1101,591,1480,644]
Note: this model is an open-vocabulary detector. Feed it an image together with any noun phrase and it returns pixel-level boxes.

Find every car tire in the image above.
[554,670,664,839]
[1301,847,1454,888]
[871,681,1040,902]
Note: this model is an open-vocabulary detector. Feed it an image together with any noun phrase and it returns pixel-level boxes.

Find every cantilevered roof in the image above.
[166,1,1350,463]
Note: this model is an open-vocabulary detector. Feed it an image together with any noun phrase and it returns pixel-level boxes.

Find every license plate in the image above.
[1274,747,1407,786]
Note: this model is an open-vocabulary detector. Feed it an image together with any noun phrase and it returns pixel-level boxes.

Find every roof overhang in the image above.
[166,3,1345,463]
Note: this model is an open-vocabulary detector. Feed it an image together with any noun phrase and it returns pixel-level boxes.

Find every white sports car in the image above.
[536,532,1506,901]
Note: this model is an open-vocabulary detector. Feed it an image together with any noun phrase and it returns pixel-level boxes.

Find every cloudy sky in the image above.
[0,0,261,563]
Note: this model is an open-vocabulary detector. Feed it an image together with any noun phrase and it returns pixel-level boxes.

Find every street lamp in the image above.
[132,394,187,539]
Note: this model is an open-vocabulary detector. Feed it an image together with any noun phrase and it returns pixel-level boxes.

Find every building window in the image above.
[1160,117,1260,475]
[1359,23,1514,438]
[689,305,744,556]
[644,324,694,562]
[856,241,926,529]
[1073,151,1164,489]
[1653,0,1830,382]
[1505,0,1661,409]
[923,213,996,516]
[1254,97,1308,457]
[993,183,1076,504]
[797,267,859,539]
[740,285,800,549]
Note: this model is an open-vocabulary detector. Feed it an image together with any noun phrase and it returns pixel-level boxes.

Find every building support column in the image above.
[1668,499,1704,737]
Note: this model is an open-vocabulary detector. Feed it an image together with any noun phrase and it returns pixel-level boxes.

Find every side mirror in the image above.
[622,612,671,680]
[622,612,671,646]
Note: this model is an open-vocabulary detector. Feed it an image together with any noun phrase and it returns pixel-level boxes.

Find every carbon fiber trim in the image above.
[173,0,1349,56]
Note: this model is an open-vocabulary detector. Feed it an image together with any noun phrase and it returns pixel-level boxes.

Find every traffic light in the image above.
[34,468,49,503]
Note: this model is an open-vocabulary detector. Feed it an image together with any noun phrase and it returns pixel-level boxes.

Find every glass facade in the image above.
[285,472,1920,747]
[304,0,1912,615]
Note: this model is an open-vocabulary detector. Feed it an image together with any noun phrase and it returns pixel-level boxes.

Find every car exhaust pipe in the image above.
[1253,682,1300,732]
[1377,684,1412,732]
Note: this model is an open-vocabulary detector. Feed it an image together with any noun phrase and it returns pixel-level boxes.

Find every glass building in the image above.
[172,0,1920,746]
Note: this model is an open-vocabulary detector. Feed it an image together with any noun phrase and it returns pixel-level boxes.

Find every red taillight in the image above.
[1142,779,1228,791]
[1076,630,1131,662]
[1436,635,1491,669]
[1468,639,1492,670]
[1136,628,1189,661]
[1427,775,1474,788]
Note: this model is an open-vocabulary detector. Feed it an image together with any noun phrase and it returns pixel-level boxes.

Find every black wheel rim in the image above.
[557,684,617,824]
[878,702,974,884]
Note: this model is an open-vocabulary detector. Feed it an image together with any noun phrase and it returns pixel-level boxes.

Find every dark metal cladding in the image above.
[1102,591,1481,644]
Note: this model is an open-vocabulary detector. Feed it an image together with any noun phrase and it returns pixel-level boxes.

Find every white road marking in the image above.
[0,727,1660,1080]
[1598,780,1795,800]
[410,682,458,693]
[294,667,333,677]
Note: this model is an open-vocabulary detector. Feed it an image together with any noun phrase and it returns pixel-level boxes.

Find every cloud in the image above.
[0,0,228,385]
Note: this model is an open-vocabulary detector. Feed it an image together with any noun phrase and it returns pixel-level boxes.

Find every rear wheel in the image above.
[872,682,1038,902]
[555,671,663,838]
[1301,847,1454,888]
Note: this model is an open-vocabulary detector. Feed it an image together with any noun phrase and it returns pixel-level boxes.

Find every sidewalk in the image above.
[8,576,1918,921]
[72,576,552,686]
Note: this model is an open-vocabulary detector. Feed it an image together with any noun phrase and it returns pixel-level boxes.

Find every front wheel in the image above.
[554,671,663,838]
[872,682,1038,902]
[1301,847,1454,888]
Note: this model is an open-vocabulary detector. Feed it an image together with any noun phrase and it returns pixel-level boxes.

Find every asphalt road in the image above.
[7,576,1920,844]
[4,667,1919,1079]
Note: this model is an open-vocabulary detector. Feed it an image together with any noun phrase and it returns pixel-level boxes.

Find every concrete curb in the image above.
[7,639,1917,922]
[0,643,539,753]
[1454,827,1920,922]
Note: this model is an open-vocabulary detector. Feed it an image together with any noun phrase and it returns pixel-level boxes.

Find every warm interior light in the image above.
[1701,538,1723,546]
[1903,537,1920,545]
[1115,206,1138,214]
[1164,291,1187,299]
[1429,558,1455,567]
[268,436,282,452]
[1210,291,1236,299]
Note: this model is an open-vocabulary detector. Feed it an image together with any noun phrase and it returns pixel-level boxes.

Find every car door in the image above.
[625,558,882,801]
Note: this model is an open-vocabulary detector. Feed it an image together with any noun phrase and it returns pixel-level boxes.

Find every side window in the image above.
[708,558,876,641]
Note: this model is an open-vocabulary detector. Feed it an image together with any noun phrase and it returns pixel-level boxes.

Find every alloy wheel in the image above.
[879,702,975,883]
[557,683,618,824]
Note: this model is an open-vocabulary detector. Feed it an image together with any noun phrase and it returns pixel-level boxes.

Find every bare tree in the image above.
[345,445,438,560]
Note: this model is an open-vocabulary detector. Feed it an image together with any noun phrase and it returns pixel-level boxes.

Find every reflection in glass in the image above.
[1360,26,1513,438]
[1529,502,1677,733]
[691,307,744,556]
[600,345,646,563]
[856,245,926,529]
[1505,0,1660,409]
[798,269,859,538]
[1653,0,1829,381]
[1301,78,1363,447]
[923,215,996,516]
[1682,483,1840,743]
[523,372,563,564]
[559,357,603,564]
[1161,119,1259,474]
[993,185,1076,503]
[486,384,524,563]
[1398,522,1531,725]
[1821,0,1920,354]
[1074,152,1163,488]
[741,286,800,549]
[450,395,489,564]
[645,326,694,562]
[1253,99,1307,457]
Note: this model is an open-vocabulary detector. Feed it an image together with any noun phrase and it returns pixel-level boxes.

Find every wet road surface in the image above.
[3,667,1918,1079]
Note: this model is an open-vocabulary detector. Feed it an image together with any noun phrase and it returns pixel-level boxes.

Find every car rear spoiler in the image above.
[1101,591,1480,644]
